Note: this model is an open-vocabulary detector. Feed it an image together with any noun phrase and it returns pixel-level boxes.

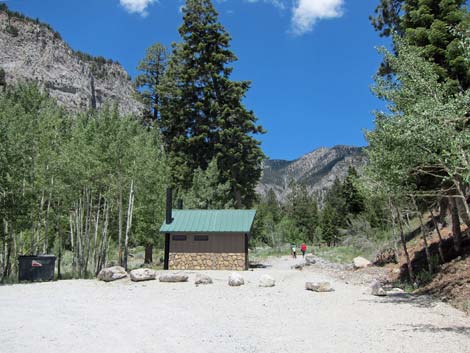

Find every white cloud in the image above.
[119,0,156,16]
[291,0,344,35]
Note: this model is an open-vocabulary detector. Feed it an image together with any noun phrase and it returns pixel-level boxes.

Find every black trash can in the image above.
[18,255,56,282]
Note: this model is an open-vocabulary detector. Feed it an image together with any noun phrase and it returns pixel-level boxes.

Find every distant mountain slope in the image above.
[257,145,367,202]
[0,5,143,115]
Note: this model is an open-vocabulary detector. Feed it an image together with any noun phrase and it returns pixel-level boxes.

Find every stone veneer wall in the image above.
[169,253,246,271]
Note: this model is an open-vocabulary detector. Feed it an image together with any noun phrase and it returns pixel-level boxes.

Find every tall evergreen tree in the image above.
[135,43,168,125]
[342,166,366,215]
[319,203,339,246]
[182,159,233,209]
[159,0,264,207]
[371,0,470,90]
[286,183,318,242]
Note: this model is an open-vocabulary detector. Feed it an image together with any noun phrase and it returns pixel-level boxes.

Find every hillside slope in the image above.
[257,145,367,201]
[0,6,142,115]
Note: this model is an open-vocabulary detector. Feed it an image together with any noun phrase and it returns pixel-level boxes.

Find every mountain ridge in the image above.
[257,145,368,202]
[0,5,143,115]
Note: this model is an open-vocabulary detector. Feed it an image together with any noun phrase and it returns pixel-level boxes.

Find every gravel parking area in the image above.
[1,256,469,353]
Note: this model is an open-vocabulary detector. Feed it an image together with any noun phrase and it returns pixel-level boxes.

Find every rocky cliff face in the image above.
[257,145,367,202]
[0,7,142,115]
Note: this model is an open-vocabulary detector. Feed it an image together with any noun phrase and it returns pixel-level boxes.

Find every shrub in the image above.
[6,24,19,37]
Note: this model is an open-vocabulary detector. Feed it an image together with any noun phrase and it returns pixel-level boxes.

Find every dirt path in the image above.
[1,256,469,353]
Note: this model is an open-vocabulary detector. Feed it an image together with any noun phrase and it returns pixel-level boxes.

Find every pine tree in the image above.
[324,178,347,226]
[319,203,339,246]
[135,43,168,125]
[371,0,470,90]
[182,159,233,209]
[159,0,264,207]
[286,183,318,242]
[342,167,365,215]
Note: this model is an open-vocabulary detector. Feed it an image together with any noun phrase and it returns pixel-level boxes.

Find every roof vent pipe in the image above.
[166,188,173,224]
[177,199,183,210]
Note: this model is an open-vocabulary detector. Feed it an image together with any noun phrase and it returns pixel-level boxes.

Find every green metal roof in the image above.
[160,209,256,233]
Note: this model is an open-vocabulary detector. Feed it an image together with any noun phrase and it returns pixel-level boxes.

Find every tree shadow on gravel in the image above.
[361,293,438,309]
[396,324,470,336]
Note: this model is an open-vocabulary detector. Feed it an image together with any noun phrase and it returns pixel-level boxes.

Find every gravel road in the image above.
[1,256,469,353]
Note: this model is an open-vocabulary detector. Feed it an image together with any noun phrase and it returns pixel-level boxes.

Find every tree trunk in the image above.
[144,244,153,264]
[395,206,414,283]
[417,211,433,274]
[118,190,123,266]
[429,207,445,264]
[43,176,53,254]
[1,219,11,282]
[412,197,433,274]
[450,197,462,253]
[123,180,134,271]
[389,200,400,262]
[69,212,76,275]
[454,180,470,227]
[96,200,109,275]
[92,194,101,272]
[439,198,449,226]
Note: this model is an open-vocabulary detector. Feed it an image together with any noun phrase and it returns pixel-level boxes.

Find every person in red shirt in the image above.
[301,243,307,258]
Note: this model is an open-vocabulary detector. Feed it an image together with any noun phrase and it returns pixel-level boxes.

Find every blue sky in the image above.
[3,0,387,160]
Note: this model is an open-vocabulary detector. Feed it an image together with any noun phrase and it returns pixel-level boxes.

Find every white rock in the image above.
[370,280,387,296]
[129,268,156,282]
[387,288,405,295]
[259,274,275,287]
[228,272,244,286]
[97,266,127,282]
[195,274,213,285]
[305,282,334,292]
[353,257,372,269]
[159,273,189,283]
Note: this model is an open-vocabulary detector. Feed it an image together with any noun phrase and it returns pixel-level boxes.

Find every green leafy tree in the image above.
[367,38,470,265]
[0,84,169,280]
[159,0,265,207]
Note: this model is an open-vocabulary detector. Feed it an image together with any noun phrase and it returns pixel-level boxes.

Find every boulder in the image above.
[228,272,244,286]
[159,273,189,283]
[195,274,213,285]
[259,274,275,287]
[305,254,316,265]
[97,266,127,282]
[353,256,371,269]
[370,280,387,296]
[129,268,156,282]
[305,282,334,292]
